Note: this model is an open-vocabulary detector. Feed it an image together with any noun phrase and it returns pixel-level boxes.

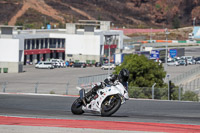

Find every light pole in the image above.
[167,74,170,100]
[152,83,156,99]
[150,27,152,43]
[105,35,113,76]
[42,16,47,29]
[193,17,196,27]
[165,28,170,70]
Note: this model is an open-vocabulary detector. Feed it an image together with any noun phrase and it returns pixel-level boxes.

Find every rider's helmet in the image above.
[118,69,129,83]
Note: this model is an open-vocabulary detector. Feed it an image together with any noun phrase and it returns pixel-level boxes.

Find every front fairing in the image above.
[115,82,129,100]
[82,82,129,113]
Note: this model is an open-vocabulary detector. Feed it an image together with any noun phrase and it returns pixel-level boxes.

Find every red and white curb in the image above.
[0,116,200,133]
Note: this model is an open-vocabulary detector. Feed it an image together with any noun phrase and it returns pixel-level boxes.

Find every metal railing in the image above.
[171,65,200,85]
[182,77,200,93]
[77,73,108,89]
[0,81,70,95]
[1,80,199,101]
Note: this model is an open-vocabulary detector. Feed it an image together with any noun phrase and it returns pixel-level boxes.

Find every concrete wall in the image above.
[0,62,20,73]
[0,39,19,62]
[0,39,21,73]
[65,34,101,62]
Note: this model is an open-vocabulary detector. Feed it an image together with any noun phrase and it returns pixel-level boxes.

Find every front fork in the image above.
[79,89,86,105]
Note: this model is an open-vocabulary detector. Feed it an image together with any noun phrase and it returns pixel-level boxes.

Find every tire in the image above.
[101,95,121,117]
[71,98,84,115]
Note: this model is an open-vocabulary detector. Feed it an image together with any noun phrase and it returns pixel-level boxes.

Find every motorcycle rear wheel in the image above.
[71,98,84,115]
[101,95,121,117]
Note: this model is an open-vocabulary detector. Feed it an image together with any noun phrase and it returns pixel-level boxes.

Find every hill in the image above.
[0,0,200,29]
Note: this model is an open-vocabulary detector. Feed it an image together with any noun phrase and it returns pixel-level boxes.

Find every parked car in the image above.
[194,57,200,64]
[181,56,193,60]
[54,62,62,68]
[35,61,54,69]
[178,60,186,66]
[187,59,196,65]
[95,62,102,67]
[72,62,86,68]
[50,59,65,68]
[101,63,116,70]
[196,61,200,64]
[167,61,179,66]
[194,57,200,62]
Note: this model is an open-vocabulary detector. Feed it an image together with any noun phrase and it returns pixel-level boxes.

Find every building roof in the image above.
[0,25,23,28]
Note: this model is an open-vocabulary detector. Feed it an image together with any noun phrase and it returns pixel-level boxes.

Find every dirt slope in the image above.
[0,0,200,28]
[8,0,65,25]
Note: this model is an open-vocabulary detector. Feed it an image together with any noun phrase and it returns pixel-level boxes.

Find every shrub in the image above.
[50,91,55,94]
[182,91,199,102]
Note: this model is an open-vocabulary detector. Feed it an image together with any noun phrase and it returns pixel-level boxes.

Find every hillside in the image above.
[0,0,200,29]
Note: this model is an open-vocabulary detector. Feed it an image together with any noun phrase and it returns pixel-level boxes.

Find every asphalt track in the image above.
[0,93,200,132]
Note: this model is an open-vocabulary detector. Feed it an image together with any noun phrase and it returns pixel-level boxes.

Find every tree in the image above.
[114,54,166,88]
[113,54,167,99]
[172,15,180,29]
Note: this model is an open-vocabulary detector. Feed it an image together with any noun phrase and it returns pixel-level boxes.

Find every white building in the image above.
[0,20,124,73]
[0,26,23,73]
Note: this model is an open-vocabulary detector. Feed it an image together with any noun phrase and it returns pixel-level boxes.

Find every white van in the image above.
[181,56,193,60]
[35,61,54,69]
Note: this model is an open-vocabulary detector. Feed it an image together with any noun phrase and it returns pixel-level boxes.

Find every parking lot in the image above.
[0,47,200,95]
[165,46,200,80]
[0,62,200,95]
[0,66,108,95]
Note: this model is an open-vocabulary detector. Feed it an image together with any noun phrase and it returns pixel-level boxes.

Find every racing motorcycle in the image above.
[71,80,129,117]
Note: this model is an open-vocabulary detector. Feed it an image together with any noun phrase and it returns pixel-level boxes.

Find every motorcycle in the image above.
[71,80,129,117]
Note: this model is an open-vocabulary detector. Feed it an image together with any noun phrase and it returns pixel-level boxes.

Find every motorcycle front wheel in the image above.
[101,94,121,117]
[71,98,84,115]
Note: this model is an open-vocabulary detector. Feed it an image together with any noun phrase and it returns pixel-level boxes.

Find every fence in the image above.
[1,81,199,101]
[171,65,200,85]
[0,81,70,95]
[0,74,108,95]
[128,86,184,101]
[77,73,199,100]
[77,73,108,89]
[182,77,200,94]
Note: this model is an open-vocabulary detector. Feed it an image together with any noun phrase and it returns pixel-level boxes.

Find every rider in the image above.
[83,69,129,105]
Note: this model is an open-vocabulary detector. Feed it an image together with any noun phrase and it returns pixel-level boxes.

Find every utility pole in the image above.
[105,35,113,76]
[150,27,152,43]
[165,28,170,70]
[193,17,196,27]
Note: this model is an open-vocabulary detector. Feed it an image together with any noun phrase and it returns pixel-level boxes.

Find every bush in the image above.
[50,91,55,94]
[155,4,161,10]
[182,91,199,102]
[128,86,168,100]
[172,15,180,29]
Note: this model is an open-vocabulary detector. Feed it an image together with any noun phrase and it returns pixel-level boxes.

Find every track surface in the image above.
[0,94,200,125]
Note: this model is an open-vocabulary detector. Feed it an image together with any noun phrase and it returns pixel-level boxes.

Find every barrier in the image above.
[171,66,200,85]
[78,74,108,87]
[178,40,187,43]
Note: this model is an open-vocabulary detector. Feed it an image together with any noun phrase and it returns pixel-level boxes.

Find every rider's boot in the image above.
[83,85,99,105]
